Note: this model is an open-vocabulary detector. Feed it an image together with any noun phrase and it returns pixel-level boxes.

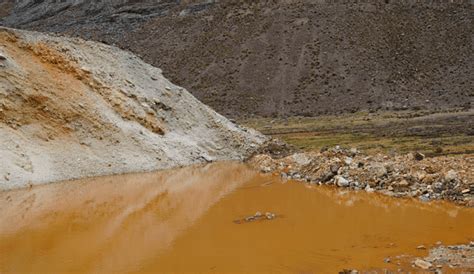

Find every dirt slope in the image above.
[1,0,472,118]
[0,27,266,190]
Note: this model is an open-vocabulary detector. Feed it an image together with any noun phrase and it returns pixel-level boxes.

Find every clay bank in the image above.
[1,162,473,273]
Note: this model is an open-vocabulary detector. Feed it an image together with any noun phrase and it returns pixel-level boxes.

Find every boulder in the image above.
[335,176,350,187]
[444,170,458,182]
[414,152,425,161]
[368,163,387,178]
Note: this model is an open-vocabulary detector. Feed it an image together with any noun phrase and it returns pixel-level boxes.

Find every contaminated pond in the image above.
[0,162,473,273]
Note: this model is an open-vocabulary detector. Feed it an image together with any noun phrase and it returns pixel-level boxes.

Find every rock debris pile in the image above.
[249,146,473,206]
[421,242,474,270]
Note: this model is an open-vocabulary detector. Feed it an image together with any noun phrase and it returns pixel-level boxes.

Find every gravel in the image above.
[249,146,474,206]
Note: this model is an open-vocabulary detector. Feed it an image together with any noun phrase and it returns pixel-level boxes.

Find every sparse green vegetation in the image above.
[242,110,474,156]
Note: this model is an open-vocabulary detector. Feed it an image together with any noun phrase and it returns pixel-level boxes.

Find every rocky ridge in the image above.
[0,27,266,190]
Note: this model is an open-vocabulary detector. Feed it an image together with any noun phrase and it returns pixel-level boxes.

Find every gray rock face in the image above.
[0,26,266,190]
[2,0,151,26]
[1,0,471,118]
[1,0,214,27]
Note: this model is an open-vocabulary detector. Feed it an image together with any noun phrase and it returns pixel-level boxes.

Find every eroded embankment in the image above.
[0,27,266,189]
[0,162,473,273]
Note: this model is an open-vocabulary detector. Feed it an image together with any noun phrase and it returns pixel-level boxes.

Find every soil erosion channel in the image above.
[0,162,473,273]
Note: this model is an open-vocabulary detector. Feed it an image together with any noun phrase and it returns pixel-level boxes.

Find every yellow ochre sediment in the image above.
[0,162,472,273]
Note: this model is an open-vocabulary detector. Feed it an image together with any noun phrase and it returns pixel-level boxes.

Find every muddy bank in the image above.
[249,146,474,206]
[1,162,473,273]
[0,27,266,190]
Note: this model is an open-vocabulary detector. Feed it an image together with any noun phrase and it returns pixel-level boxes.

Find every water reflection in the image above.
[301,182,466,217]
[0,163,472,273]
[0,162,257,273]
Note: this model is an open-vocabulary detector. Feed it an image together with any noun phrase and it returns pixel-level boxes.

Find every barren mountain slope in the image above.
[0,27,266,190]
[1,0,472,118]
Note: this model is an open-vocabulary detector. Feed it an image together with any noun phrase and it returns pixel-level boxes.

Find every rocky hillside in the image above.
[0,27,266,190]
[1,0,472,118]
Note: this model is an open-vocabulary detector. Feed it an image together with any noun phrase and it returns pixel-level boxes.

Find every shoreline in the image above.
[249,145,473,207]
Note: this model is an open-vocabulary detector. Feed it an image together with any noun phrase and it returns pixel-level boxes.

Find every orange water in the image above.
[0,162,473,273]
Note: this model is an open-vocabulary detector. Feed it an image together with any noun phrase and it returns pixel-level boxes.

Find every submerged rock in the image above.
[236,211,278,224]
[414,259,432,269]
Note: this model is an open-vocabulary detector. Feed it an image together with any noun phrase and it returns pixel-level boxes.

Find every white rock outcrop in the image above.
[0,27,267,190]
